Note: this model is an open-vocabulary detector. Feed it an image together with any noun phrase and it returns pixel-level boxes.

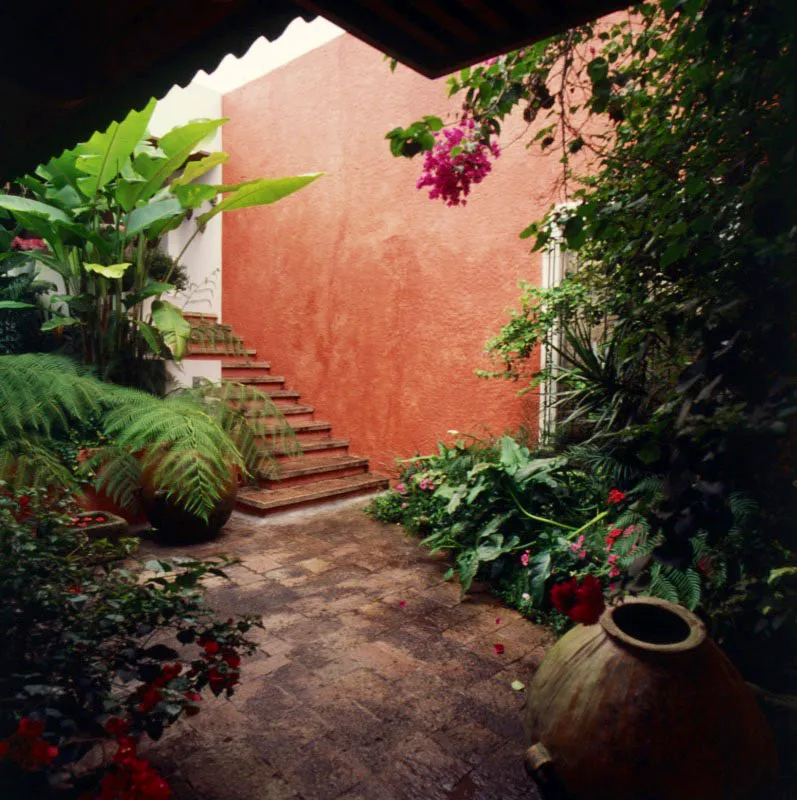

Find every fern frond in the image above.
[0,436,78,492]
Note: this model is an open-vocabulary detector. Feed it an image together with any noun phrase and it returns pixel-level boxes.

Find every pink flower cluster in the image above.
[416,118,500,207]
[418,477,436,491]
[10,236,47,251]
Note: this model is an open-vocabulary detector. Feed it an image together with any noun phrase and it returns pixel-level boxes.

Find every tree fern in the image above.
[0,354,295,522]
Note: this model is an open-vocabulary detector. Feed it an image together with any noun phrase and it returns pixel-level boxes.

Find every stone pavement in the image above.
[137,499,551,800]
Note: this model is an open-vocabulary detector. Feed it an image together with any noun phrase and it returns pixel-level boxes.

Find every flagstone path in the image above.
[138,499,551,800]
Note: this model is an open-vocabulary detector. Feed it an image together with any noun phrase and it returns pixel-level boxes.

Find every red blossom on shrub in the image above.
[550,575,605,625]
[18,496,30,507]
[202,640,220,657]
[0,718,58,772]
[10,236,47,251]
[100,733,171,800]
[605,528,622,549]
[607,489,626,505]
[183,693,201,717]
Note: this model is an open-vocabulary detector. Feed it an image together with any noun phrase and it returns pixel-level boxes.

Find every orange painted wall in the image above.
[222,34,569,474]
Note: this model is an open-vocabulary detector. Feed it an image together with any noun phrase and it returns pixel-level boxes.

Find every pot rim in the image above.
[600,596,706,654]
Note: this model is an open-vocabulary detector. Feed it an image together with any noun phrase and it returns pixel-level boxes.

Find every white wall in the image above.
[150,83,224,322]
[193,17,344,95]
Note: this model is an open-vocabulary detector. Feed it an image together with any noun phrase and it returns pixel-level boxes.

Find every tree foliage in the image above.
[388,0,797,567]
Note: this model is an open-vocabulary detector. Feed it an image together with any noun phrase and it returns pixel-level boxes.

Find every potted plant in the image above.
[0,354,298,543]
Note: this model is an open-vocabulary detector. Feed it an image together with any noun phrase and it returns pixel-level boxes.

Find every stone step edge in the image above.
[236,474,389,512]
[258,455,368,480]
[221,361,271,370]
[244,404,312,417]
[186,347,257,357]
[269,438,349,457]
[222,376,285,385]
[253,420,332,435]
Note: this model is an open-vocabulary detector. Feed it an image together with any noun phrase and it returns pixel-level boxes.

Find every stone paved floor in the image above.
[137,499,551,800]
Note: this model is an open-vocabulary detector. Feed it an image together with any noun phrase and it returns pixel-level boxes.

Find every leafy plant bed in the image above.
[366,433,797,676]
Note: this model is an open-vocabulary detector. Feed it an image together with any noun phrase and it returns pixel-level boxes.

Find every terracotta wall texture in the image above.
[222,33,568,474]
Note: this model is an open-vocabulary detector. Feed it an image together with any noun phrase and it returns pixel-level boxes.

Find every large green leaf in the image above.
[197,173,323,226]
[151,300,190,360]
[75,99,156,198]
[135,320,163,355]
[0,195,70,223]
[527,551,552,607]
[41,315,79,331]
[123,119,227,210]
[173,183,218,210]
[0,301,36,309]
[84,262,131,279]
[170,152,228,188]
[124,281,175,309]
[126,198,184,237]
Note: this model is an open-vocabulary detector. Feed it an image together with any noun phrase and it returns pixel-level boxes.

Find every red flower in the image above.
[398,601,407,608]
[202,640,220,657]
[2,719,58,771]
[183,692,201,717]
[67,585,83,594]
[222,651,241,669]
[104,717,130,736]
[495,617,502,625]
[550,577,579,614]
[493,643,505,655]
[10,236,47,251]
[18,496,30,507]
[697,557,713,577]
[161,663,182,681]
[605,528,622,549]
[137,687,163,713]
[550,575,605,625]
[607,489,626,505]
[17,718,44,738]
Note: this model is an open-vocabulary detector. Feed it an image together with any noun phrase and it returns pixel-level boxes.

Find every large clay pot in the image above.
[524,597,778,800]
[139,468,238,543]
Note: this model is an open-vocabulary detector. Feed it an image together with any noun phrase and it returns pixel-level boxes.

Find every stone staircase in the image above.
[184,313,388,516]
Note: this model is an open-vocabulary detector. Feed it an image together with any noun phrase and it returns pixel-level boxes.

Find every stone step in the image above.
[258,455,369,489]
[228,376,285,385]
[272,437,349,460]
[253,420,333,440]
[223,375,285,386]
[183,312,219,322]
[264,390,301,401]
[221,362,271,378]
[236,474,389,516]
[186,347,257,358]
[244,404,313,420]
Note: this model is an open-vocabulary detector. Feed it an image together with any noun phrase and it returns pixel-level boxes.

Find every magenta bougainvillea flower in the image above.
[417,117,501,206]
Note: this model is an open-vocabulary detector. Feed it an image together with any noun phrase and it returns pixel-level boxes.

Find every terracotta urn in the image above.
[524,597,778,799]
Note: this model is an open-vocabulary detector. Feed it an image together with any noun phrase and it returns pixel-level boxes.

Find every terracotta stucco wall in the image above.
[222,34,568,474]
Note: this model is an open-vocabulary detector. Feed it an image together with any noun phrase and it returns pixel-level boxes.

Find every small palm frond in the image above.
[0,354,104,438]
[0,436,77,492]
[90,446,142,512]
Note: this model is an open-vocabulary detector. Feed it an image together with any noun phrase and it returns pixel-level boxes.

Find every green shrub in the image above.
[0,487,260,798]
